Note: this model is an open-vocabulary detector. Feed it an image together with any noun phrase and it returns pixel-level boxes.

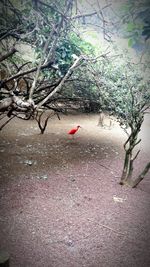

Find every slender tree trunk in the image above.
[97,112,104,127]
[120,121,143,186]
[120,150,132,185]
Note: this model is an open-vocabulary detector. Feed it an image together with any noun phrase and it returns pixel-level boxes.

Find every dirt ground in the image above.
[0,113,150,267]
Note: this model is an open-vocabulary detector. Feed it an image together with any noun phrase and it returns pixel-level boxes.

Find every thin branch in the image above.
[37,55,83,109]
[0,30,14,42]
[120,124,130,136]
[71,11,97,19]
[0,47,18,62]
[29,34,55,100]
[123,134,131,151]
[38,0,68,19]
[132,162,150,188]
[44,24,62,64]
[29,0,72,100]
[134,138,141,147]
[132,149,140,162]
[35,110,56,134]
[1,61,54,87]
[17,61,32,72]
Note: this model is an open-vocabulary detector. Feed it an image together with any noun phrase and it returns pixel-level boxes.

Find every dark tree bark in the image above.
[35,111,56,134]
[120,118,143,186]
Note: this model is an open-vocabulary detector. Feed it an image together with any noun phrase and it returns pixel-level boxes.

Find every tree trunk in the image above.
[120,150,132,185]
[35,111,53,134]
[120,121,143,186]
[97,112,104,127]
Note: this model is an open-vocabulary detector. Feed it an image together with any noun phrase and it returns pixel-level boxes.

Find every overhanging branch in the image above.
[1,61,54,87]
[0,47,18,62]
[37,56,83,108]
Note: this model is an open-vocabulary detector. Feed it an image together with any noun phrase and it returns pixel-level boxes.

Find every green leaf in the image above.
[127,22,135,32]
[128,38,135,47]
[120,4,131,12]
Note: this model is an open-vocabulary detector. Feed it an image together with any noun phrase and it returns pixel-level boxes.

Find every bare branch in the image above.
[132,162,150,188]
[132,149,140,162]
[29,0,72,100]
[35,110,56,134]
[37,56,83,109]
[134,138,141,147]
[1,61,54,87]
[123,134,131,151]
[71,11,97,20]
[0,47,18,62]
[29,33,54,100]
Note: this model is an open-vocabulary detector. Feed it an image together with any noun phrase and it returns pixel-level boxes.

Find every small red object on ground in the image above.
[68,125,81,135]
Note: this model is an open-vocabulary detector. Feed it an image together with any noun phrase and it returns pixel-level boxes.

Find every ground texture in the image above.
[0,113,150,267]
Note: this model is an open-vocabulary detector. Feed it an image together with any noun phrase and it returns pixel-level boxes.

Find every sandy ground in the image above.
[0,113,150,267]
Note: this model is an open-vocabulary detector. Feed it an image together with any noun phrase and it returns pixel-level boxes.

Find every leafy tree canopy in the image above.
[119,0,150,47]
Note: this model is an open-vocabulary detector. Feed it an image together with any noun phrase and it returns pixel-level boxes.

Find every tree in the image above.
[0,0,100,131]
[91,55,150,187]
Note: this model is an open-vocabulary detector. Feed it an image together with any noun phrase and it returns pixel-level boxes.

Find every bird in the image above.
[68,125,81,137]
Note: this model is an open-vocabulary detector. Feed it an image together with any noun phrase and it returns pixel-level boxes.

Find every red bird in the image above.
[68,125,81,136]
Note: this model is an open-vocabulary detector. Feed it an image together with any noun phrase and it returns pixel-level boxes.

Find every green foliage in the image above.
[54,33,95,77]
[128,38,135,47]
[70,33,95,55]
[96,58,150,127]
[0,0,95,82]
[120,1,150,47]
[127,22,136,32]
[55,36,79,76]
[126,22,144,48]
[1,0,149,121]
[120,3,132,13]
